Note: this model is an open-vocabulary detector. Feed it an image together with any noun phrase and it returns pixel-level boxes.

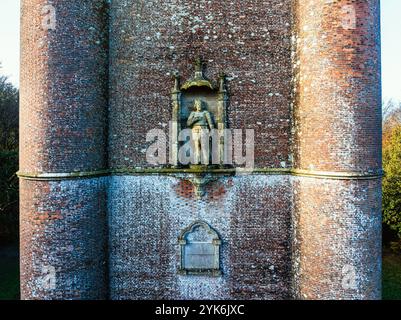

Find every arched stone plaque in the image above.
[178,221,222,276]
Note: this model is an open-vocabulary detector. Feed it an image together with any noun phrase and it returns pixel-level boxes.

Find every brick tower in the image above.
[20,1,109,299]
[19,0,382,300]
[292,0,382,299]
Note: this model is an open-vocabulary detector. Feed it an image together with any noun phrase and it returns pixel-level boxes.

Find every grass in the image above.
[382,247,401,300]
[0,245,20,300]
[0,245,400,300]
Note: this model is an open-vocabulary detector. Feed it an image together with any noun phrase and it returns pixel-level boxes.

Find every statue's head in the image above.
[194,99,202,112]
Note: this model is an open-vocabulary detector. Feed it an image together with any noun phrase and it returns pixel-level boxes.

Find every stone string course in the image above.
[20,0,382,300]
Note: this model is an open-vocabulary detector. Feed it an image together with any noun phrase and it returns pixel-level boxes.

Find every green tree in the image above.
[0,70,19,151]
[383,125,401,238]
[0,66,19,244]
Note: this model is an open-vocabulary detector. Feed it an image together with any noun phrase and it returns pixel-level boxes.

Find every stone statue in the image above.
[187,99,214,165]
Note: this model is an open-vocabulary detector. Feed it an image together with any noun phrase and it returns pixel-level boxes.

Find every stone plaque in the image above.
[179,221,222,276]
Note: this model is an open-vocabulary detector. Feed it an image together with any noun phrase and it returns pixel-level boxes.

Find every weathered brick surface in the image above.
[292,177,382,300]
[20,0,108,173]
[20,0,110,300]
[293,0,382,173]
[291,0,382,299]
[108,0,294,169]
[108,175,292,300]
[20,178,108,300]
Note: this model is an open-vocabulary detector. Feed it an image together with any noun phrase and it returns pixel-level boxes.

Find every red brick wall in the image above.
[108,175,292,300]
[293,0,382,173]
[292,178,382,300]
[292,0,382,299]
[20,0,109,299]
[107,0,295,300]
[20,178,108,300]
[20,0,108,173]
[108,0,294,169]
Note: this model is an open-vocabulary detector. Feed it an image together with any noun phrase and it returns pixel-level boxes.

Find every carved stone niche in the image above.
[171,58,230,198]
[178,221,222,276]
[170,58,229,168]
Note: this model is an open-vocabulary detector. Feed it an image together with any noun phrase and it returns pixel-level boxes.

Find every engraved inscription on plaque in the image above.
[178,221,222,276]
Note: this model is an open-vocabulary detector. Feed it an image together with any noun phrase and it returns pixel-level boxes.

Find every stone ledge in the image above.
[17,167,384,181]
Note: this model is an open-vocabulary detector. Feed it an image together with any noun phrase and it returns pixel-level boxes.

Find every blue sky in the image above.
[381,0,401,102]
[0,0,19,86]
[0,0,400,102]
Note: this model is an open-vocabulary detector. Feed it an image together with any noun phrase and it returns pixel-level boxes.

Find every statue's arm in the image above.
[206,112,214,129]
[187,112,195,127]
